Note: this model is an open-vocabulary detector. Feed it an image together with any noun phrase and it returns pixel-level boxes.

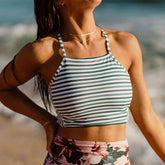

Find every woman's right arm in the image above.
[0,41,58,156]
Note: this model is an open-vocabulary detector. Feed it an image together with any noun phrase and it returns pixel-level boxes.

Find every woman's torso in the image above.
[39,28,133,142]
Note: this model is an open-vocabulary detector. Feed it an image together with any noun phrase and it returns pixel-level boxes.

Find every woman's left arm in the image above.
[128,34,165,162]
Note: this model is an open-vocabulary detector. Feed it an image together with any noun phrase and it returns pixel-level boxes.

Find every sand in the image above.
[0,115,47,165]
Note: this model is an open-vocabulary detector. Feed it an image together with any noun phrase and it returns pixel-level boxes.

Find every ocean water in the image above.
[0,1,165,164]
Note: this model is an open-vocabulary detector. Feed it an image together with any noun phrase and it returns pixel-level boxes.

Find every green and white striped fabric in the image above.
[50,28,132,127]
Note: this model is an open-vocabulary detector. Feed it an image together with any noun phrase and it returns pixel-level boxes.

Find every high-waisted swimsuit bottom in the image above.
[43,134,130,165]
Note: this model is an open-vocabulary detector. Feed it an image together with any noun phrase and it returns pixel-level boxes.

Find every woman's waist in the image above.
[57,124,126,142]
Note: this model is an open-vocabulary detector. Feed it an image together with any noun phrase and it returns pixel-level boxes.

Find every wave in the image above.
[0,24,36,57]
[0,23,36,38]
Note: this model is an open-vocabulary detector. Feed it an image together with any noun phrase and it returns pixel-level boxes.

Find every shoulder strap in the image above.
[57,29,111,57]
[57,33,67,57]
[101,29,111,54]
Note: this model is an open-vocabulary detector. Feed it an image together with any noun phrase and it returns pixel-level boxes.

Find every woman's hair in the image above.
[34,0,61,111]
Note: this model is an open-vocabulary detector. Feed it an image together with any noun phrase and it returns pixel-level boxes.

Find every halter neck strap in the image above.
[57,33,67,57]
[101,28,111,55]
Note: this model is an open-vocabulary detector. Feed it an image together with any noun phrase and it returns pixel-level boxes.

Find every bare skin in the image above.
[0,0,164,162]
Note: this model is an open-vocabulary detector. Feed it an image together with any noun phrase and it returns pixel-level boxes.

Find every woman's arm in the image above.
[0,42,55,125]
[128,35,165,162]
[0,41,58,156]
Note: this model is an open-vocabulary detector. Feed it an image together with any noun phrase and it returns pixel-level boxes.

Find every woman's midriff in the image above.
[57,124,126,142]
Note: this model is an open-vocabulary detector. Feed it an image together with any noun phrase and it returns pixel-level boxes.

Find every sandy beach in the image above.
[0,115,47,165]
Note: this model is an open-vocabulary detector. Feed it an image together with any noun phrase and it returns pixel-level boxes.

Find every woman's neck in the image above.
[60,11,97,35]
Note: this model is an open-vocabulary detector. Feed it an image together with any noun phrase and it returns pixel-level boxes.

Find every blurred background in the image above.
[0,0,165,164]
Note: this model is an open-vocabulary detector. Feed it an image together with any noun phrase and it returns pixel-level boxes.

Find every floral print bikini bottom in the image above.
[44,134,130,165]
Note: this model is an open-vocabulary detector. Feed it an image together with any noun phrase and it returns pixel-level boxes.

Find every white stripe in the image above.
[53,92,132,104]
[52,80,131,91]
[60,107,126,116]
[54,96,131,107]
[55,100,131,111]
[64,61,117,69]
[53,78,130,89]
[51,85,132,96]
[52,89,132,100]
[57,66,124,75]
[54,103,127,114]
[55,72,126,81]
[63,113,128,122]
[62,110,127,119]
[65,54,110,62]
[55,70,129,78]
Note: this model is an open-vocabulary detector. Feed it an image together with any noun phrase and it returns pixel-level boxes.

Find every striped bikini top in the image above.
[49,29,132,127]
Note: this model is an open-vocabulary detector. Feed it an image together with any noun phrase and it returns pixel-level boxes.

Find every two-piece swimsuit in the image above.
[44,28,132,165]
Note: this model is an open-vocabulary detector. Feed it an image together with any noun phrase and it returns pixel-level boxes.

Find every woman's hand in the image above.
[43,117,59,157]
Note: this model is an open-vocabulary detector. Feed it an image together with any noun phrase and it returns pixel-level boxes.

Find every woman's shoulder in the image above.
[32,35,59,61]
[104,28,141,59]
[17,35,59,66]
[104,28,138,46]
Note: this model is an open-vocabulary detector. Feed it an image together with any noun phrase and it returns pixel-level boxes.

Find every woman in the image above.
[0,0,164,164]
